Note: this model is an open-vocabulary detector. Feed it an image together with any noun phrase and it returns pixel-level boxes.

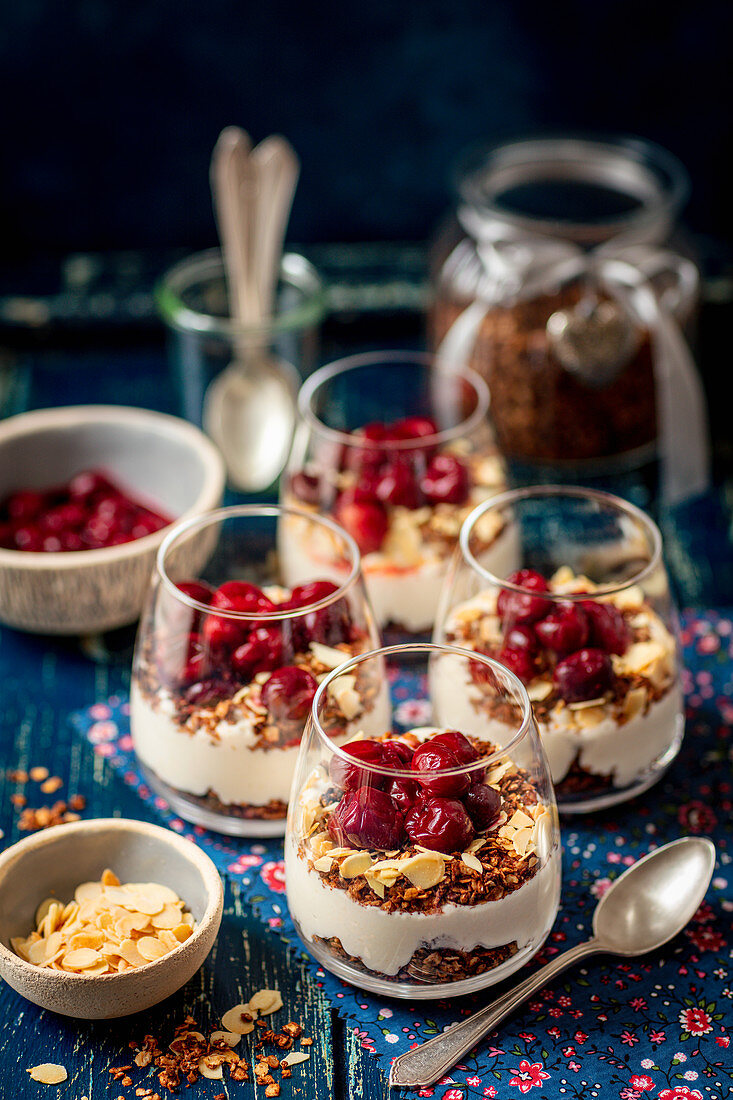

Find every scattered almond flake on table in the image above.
[26,1063,68,1084]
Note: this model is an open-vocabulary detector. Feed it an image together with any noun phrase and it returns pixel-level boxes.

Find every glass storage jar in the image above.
[430,135,708,510]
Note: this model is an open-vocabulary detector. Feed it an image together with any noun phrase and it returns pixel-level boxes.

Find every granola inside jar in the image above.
[430,136,707,504]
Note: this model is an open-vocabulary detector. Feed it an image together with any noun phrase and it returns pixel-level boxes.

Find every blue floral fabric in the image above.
[71,611,733,1099]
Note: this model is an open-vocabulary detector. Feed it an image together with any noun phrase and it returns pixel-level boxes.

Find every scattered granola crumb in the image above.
[29,766,49,782]
[10,792,26,807]
[40,776,64,795]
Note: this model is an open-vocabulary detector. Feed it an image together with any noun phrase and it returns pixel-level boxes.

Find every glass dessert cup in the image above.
[279,350,506,641]
[434,486,684,813]
[285,643,561,999]
[130,504,385,837]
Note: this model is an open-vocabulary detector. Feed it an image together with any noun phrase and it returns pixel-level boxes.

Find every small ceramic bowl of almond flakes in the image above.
[0,817,223,1018]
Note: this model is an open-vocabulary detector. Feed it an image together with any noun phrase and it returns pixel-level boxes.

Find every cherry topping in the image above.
[411,742,470,798]
[13,524,44,551]
[404,796,474,854]
[581,600,631,655]
[554,647,614,702]
[331,739,387,790]
[287,580,340,608]
[380,740,415,770]
[390,415,439,440]
[465,784,501,830]
[387,777,422,814]
[210,581,274,615]
[176,580,215,605]
[497,569,551,626]
[497,643,536,684]
[261,665,318,722]
[5,490,46,522]
[232,626,283,677]
[430,730,478,765]
[328,787,404,850]
[184,672,238,708]
[68,470,115,500]
[420,454,470,505]
[334,492,388,555]
[376,459,423,509]
[201,613,248,653]
[289,470,322,505]
[535,603,590,655]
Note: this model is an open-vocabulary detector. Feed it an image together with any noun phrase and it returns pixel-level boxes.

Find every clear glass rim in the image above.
[298,350,491,451]
[454,133,690,244]
[311,642,534,779]
[155,248,327,338]
[155,502,362,621]
[460,484,663,598]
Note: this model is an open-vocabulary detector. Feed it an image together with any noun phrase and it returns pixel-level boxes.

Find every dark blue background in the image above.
[1,0,732,258]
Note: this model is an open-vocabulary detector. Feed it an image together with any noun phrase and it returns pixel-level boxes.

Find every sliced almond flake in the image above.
[198,1058,223,1080]
[363,871,385,899]
[369,858,403,872]
[248,988,283,1015]
[27,1064,68,1085]
[181,912,195,928]
[460,851,484,873]
[172,923,193,942]
[401,852,446,890]
[40,902,63,939]
[414,845,453,861]
[466,837,488,854]
[118,939,146,968]
[575,706,606,730]
[623,685,648,721]
[484,759,514,784]
[313,856,334,873]
[115,911,152,938]
[309,832,334,859]
[327,673,362,720]
[309,642,350,670]
[137,936,168,962]
[34,897,57,928]
[616,641,665,676]
[68,929,104,952]
[80,959,110,976]
[62,947,102,970]
[210,1030,241,1047]
[338,851,373,881]
[151,903,184,929]
[221,1005,255,1034]
[101,868,120,887]
[608,584,645,610]
[158,929,179,951]
[325,847,356,861]
[567,696,608,711]
[527,679,553,703]
[512,827,534,858]
[507,809,534,830]
[74,881,103,904]
[27,940,50,966]
[373,870,400,887]
[282,1051,311,1067]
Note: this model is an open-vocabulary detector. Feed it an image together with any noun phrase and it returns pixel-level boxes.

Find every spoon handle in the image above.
[389,939,601,1089]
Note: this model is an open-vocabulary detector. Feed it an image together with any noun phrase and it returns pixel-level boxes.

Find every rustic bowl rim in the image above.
[0,817,224,986]
[0,404,225,569]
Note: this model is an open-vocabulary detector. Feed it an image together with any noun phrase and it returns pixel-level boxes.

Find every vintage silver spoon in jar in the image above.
[389,836,716,1089]
[203,127,300,491]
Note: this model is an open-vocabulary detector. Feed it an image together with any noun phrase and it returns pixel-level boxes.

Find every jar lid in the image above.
[455,135,689,247]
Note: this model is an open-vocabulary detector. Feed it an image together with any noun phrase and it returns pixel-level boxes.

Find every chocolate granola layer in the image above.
[314,934,518,984]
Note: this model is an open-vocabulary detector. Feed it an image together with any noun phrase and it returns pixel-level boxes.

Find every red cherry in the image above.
[211,581,274,614]
[420,454,470,505]
[261,665,318,722]
[376,459,423,508]
[333,492,388,555]
[130,514,168,539]
[465,784,501,830]
[430,730,478,765]
[184,672,238,708]
[0,522,16,548]
[176,580,215,605]
[380,740,415,770]
[497,569,551,626]
[232,626,283,677]
[201,613,247,653]
[404,796,475,854]
[331,739,387,790]
[40,502,87,533]
[13,524,44,551]
[535,603,589,654]
[288,580,340,608]
[497,644,536,684]
[581,600,630,655]
[387,778,422,814]
[289,470,322,505]
[554,648,614,702]
[342,423,388,473]
[42,535,63,552]
[6,490,47,522]
[411,742,470,797]
[328,787,404,850]
[390,415,439,440]
[68,470,115,500]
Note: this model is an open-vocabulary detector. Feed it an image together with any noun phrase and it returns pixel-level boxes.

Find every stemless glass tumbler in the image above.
[280,351,506,640]
[434,486,684,812]
[285,643,561,999]
[130,504,383,837]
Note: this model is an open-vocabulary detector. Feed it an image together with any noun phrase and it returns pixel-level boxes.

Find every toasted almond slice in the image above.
[506,809,534,831]
[74,881,103,904]
[172,923,193,943]
[221,1005,256,1034]
[44,931,64,957]
[181,911,195,928]
[34,897,58,929]
[512,826,534,858]
[248,988,283,1015]
[11,936,30,961]
[461,851,484,873]
[210,1030,241,1048]
[69,929,105,952]
[158,929,179,951]
[282,1051,310,1066]
[100,942,123,957]
[136,936,168,962]
[309,642,350,670]
[401,852,445,890]
[198,1057,223,1080]
[39,902,63,939]
[364,871,386,898]
[63,948,102,970]
[527,679,553,703]
[151,903,183,929]
[118,939,146,968]
[624,685,648,721]
[27,940,50,966]
[27,1064,68,1084]
[338,852,373,879]
[101,868,120,887]
[115,911,152,938]
[313,856,334,873]
[81,959,110,976]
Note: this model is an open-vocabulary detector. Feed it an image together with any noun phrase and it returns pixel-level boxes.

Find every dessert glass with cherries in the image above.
[285,642,561,999]
[280,351,506,640]
[434,486,684,812]
[130,504,386,836]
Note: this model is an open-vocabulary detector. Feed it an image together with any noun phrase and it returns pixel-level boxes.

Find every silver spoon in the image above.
[203,127,300,492]
[389,836,716,1089]
[546,294,640,388]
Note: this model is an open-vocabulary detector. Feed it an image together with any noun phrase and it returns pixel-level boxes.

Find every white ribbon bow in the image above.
[437,209,710,507]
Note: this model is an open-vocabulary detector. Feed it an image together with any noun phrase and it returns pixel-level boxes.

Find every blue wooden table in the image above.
[2,337,732,1099]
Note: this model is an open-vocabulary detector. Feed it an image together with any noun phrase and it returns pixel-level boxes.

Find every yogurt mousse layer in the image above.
[132,580,389,823]
[286,727,560,988]
[436,566,682,805]
[281,442,509,635]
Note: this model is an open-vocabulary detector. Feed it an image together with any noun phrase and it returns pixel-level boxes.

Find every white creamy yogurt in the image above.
[285,836,560,977]
[131,680,391,808]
